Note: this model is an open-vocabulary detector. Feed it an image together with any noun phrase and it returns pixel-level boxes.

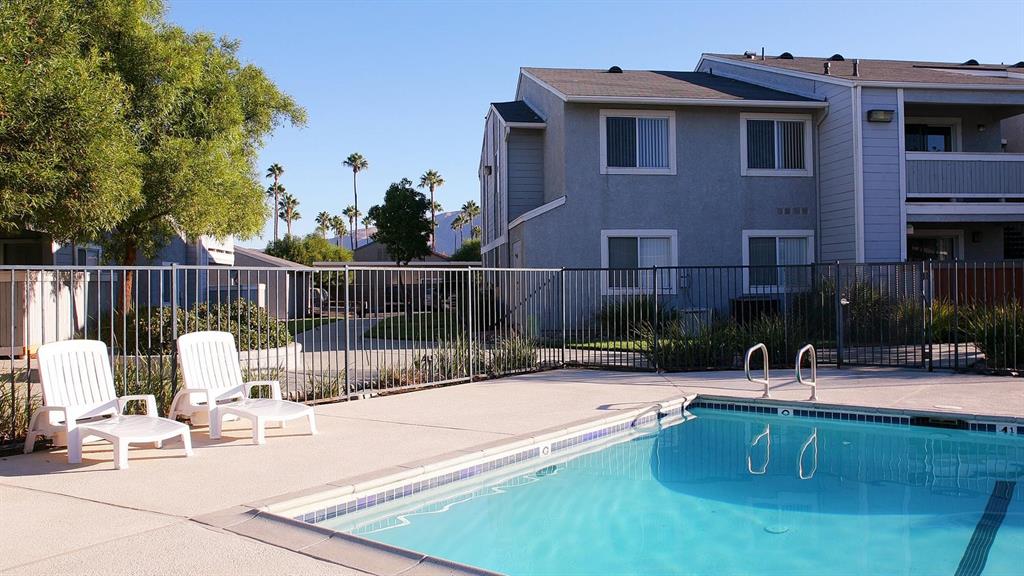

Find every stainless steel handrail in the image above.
[795,344,817,401]
[745,343,770,399]
[746,424,771,475]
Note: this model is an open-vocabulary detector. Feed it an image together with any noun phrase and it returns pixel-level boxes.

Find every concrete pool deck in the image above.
[1,367,1021,575]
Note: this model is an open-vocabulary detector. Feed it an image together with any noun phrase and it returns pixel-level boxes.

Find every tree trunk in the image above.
[429,186,436,252]
[273,177,280,241]
[121,240,137,315]
[353,171,359,249]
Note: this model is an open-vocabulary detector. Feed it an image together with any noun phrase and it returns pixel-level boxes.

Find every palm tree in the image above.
[361,214,374,233]
[342,204,360,250]
[343,153,369,247]
[461,200,480,226]
[471,225,482,239]
[329,215,347,246]
[265,163,284,241]
[315,211,332,238]
[418,170,445,250]
[278,192,301,237]
[451,213,467,246]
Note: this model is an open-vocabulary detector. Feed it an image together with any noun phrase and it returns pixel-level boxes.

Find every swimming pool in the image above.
[316,409,1023,575]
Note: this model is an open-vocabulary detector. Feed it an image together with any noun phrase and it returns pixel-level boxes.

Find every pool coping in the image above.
[196,392,1023,576]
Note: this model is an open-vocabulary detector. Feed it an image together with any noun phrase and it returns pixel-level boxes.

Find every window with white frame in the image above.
[740,114,813,176]
[601,230,676,293]
[600,110,676,174]
[742,231,814,291]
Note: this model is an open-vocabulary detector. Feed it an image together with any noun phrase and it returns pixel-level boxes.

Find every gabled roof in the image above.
[521,68,825,106]
[491,101,545,124]
[703,54,1024,87]
[232,246,312,269]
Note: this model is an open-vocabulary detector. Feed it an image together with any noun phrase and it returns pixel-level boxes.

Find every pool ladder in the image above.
[745,343,817,401]
[744,343,771,399]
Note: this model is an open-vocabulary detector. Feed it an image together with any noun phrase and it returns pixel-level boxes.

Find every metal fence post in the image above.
[169,263,179,385]
[652,266,659,372]
[560,268,566,367]
[925,260,934,372]
[343,265,350,397]
[834,262,843,369]
[467,268,475,379]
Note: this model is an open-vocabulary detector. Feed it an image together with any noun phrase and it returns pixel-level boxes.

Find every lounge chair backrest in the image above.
[36,340,119,420]
[176,331,245,393]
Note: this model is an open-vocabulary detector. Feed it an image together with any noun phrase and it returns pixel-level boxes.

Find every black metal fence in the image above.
[2,261,1020,446]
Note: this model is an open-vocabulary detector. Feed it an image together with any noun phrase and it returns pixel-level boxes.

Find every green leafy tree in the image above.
[3,1,307,310]
[417,170,445,251]
[0,0,143,240]
[342,204,360,250]
[367,179,431,265]
[343,153,368,247]
[315,211,331,238]
[329,215,347,245]
[265,163,284,240]
[451,238,481,262]
[265,233,352,266]
[278,192,301,236]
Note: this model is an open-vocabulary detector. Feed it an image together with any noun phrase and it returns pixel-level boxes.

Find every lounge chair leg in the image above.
[23,431,40,455]
[307,412,318,435]
[113,440,129,470]
[67,426,82,465]
[181,430,193,457]
[209,407,222,440]
[253,417,265,445]
[153,440,163,449]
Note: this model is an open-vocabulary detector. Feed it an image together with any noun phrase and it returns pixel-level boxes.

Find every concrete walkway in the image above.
[1,367,1021,575]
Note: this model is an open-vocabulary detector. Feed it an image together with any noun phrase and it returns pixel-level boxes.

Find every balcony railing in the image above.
[906,152,1024,199]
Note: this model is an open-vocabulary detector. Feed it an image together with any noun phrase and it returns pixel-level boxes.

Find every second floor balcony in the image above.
[906,152,1024,200]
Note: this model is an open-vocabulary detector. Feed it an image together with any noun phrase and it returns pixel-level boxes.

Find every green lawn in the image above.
[284,317,337,337]
[363,311,461,341]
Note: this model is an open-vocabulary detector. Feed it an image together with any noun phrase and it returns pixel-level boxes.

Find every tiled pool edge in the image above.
[269,395,694,524]
[692,395,1024,434]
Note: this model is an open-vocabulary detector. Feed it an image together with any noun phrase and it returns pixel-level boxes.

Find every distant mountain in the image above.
[331,210,482,255]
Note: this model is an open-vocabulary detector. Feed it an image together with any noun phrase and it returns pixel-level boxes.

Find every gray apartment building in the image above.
[479,53,1024,281]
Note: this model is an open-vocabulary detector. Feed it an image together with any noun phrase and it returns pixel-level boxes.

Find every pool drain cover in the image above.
[764,525,789,534]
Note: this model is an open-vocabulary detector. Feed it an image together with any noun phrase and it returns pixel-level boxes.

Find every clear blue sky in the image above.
[166,0,1024,247]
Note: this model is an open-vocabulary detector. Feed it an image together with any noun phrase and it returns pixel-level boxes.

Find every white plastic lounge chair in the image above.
[171,331,317,444]
[24,340,193,470]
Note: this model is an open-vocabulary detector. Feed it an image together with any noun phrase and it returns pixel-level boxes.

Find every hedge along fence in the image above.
[94,299,293,356]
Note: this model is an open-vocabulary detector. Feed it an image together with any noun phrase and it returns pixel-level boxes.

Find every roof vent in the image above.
[823,61,831,75]
[743,51,757,59]
[962,59,979,66]
[779,52,794,60]
[607,66,623,73]
[828,54,845,61]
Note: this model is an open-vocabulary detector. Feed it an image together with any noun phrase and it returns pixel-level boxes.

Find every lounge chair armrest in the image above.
[118,394,159,416]
[28,405,68,426]
[245,380,282,400]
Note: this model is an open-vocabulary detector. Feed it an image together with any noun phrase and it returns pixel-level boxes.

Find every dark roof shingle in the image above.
[491,101,545,124]
[705,54,1024,86]
[522,68,822,102]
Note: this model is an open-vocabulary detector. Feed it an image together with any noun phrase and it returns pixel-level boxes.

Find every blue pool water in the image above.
[322,410,1024,575]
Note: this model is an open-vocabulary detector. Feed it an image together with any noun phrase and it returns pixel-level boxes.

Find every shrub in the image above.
[99,299,292,355]
[961,302,1024,370]
[488,333,538,375]
[640,319,743,371]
